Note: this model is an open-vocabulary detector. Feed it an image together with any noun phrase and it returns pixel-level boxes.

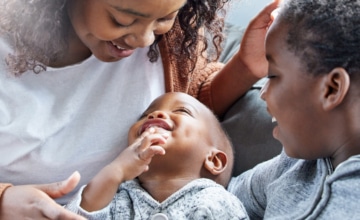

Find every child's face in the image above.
[67,0,185,62]
[128,92,218,174]
[261,18,329,160]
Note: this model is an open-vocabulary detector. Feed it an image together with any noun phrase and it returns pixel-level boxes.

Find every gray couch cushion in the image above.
[221,79,282,176]
[220,24,282,176]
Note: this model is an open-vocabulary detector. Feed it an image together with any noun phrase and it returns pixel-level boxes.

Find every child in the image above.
[66,92,249,219]
[228,0,360,219]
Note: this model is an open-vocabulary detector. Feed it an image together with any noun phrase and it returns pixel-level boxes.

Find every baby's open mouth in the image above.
[139,119,172,136]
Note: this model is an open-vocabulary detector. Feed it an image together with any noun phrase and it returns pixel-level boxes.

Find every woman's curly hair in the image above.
[0,0,228,76]
[278,0,360,78]
[0,0,68,75]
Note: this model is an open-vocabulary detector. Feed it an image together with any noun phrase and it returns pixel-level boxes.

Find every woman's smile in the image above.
[106,41,134,59]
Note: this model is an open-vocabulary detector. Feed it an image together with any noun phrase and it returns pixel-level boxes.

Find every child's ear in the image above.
[321,67,350,111]
[204,149,228,175]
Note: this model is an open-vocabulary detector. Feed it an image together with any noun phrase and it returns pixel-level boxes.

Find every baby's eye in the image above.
[174,107,192,116]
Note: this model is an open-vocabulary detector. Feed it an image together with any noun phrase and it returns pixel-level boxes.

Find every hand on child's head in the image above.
[271,8,280,20]
[270,0,284,25]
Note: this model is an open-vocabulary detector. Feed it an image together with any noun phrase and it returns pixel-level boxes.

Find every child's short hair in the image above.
[278,0,360,78]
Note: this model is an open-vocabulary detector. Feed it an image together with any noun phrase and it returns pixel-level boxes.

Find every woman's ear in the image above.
[204,149,228,175]
[321,67,350,111]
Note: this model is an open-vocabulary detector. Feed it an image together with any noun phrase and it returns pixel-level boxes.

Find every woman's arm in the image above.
[204,0,281,116]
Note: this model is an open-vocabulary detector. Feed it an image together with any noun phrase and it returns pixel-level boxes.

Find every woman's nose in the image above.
[260,80,269,101]
[125,26,155,48]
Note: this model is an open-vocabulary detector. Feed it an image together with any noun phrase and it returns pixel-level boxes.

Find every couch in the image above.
[219,23,282,176]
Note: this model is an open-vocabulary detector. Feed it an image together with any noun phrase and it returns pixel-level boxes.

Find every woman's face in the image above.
[67,0,186,62]
[261,18,328,160]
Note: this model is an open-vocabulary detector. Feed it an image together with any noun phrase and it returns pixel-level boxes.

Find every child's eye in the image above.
[266,74,276,79]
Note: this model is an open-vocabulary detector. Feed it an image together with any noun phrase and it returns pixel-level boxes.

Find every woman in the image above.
[0,0,279,219]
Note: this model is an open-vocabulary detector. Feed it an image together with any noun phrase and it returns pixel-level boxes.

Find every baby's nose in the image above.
[148,111,166,119]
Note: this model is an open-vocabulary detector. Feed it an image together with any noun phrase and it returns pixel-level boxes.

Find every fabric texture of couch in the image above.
[220,23,282,176]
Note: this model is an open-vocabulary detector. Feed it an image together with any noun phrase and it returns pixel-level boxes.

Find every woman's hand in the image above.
[210,0,282,116]
[0,172,85,220]
[236,0,282,78]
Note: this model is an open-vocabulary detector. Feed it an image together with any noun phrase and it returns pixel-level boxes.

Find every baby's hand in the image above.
[137,127,168,161]
[80,129,168,211]
[111,127,167,182]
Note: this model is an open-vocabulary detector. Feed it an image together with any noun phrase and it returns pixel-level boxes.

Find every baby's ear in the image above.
[204,149,228,175]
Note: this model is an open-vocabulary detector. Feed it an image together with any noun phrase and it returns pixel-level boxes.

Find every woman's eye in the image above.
[112,18,127,27]
[110,14,131,27]
[157,11,178,23]
[158,17,175,23]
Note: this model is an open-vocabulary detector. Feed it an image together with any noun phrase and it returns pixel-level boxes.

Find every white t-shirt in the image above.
[0,38,165,204]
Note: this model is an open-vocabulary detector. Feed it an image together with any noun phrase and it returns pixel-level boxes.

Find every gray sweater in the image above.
[66,178,249,219]
[228,150,360,219]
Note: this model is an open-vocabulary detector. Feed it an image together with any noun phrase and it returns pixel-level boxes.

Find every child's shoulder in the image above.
[184,179,249,219]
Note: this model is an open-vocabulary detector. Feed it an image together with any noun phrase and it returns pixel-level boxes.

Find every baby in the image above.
[66,92,248,219]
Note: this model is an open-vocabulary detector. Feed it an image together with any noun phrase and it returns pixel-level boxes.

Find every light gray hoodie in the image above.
[228,150,360,219]
[66,178,249,219]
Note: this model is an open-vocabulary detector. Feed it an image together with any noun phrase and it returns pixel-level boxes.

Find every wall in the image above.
[225,0,273,28]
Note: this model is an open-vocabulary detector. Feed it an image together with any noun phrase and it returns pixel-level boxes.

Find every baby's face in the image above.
[261,18,331,160]
[128,92,216,173]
